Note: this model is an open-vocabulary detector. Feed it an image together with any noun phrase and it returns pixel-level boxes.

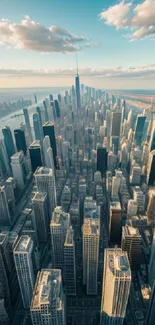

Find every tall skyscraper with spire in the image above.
[75,56,81,110]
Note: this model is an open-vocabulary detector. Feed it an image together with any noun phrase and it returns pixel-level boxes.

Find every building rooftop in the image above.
[14,235,32,253]
[107,249,131,278]
[122,226,141,238]
[35,167,53,176]
[32,192,47,202]
[0,233,7,245]
[29,141,41,148]
[83,218,100,236]
[51,206,70,227]
[31,269,62,309]
[43,122,54,127]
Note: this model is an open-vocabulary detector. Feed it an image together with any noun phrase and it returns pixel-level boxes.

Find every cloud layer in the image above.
[0,64,155,79]
[99,0,155,40]
[0,16,91,53]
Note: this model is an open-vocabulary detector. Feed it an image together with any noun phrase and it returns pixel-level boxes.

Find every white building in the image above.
[83,218,100,295]
[100,249,131,325]
[112,170,122,197]
[35,167,56,218]
[13,236,35,309]
[31,269,66,325]
[11,151,26,190]
[133,186,145,213]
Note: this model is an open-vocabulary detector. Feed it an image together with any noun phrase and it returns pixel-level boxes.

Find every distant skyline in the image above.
[0,0,154,88]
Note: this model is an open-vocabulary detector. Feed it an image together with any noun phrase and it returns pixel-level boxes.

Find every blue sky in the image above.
[0,0,155,88]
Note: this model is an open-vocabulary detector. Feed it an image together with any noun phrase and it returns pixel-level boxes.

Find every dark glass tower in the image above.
[75,73,81,110]
[43,122,57,167]
[97,147,107,176]
[23,108,33,143]
[14,129,27,155]
[54,100,60,118]
[2,126,15,162]
[147,151,155,186]
[29,141,43,172]
[135,115,146,146]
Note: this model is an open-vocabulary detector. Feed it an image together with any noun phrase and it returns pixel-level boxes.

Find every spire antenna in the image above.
[76,53,79,76]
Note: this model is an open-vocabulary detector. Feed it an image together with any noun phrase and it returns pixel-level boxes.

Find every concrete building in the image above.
[122,226,142,269]
[83,218,100,295]
[31,269,66,325]
[100,249,131,325]
[127,200,138,218]
[132,186,145,213]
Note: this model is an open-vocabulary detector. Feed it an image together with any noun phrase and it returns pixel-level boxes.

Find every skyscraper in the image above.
[32,192,49,244]
[75,72,81,110]
[149,231,155,287]
[100,249,131,325]
[135,115,146,147]
[33,113,42,141]
[97,146,107,176]
[50,206,70,268]
[13,235,35,309]
[0,139,11,176]
[14,129,27,155]
[43,122,57,167]
[29,141,43,173]
[0,233,12,322]
[64,226,76,295]
[31,269,66,325]
[54,99,60,118]
[0,186,11,227]
[11,151,26,190]
[147,150,155,185]
[35,167,56,218]
[83,218,100,295]
[23,108,33,143]
[2,126,15,162]
[43,100,49,122]
[111,112,122,137]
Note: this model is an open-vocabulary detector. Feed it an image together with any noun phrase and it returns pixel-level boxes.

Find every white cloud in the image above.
[99,0,155,40]
[99,1,132,29]
[0,64,155,79]
[0,16,92,53]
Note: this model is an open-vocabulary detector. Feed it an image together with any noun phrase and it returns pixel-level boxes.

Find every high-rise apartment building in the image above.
[50,206,70,268]
[31,269,66,325]
[13,236,35,309]
[132,186,145,213]
[64,226,76,295]
[110,200,122,244]
[35,167,56,218]
[147,189,155,222]
[83,218,100,295]
[100,249,131,325]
